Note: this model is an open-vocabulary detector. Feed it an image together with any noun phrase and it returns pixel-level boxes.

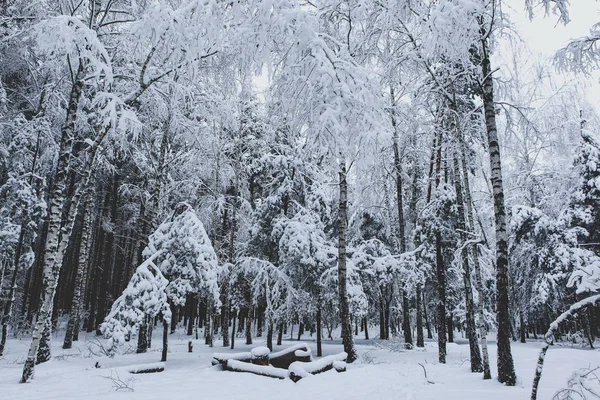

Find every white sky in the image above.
[502,0,600,107]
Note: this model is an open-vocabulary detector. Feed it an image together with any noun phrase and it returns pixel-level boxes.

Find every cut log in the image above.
[251,346,270,366]
[269,344,312,369]
[226,359,287,379]
[127,362,165,374]
[212,351,252,366]
[211,343,312,368]
[288,352,347,382]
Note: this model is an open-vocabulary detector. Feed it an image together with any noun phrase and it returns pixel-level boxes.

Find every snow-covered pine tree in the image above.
[142,204,221,356]
[100,251,171,356]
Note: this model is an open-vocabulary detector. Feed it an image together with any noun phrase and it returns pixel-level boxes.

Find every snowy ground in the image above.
[0,330,597,400]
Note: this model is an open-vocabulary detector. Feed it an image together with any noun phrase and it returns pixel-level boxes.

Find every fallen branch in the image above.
[418,363,435,384]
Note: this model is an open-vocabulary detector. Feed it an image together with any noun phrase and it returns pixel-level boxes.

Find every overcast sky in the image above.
[503,0,600,107]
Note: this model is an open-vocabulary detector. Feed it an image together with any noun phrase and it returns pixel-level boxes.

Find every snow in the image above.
[226,360,288,379]
[126,362,165,374]
[269,343,311,359]
[251,347,270,358]
[1,332,599,399]
[288,352,347,379]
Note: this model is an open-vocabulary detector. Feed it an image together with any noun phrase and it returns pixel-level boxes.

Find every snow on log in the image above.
[212,343,312,368]
[212,351,252,366]
[226,360,288,379]
[288,352,347,382]
[269,343,312,369]
[251,346,270,365]
[127,362,165,374]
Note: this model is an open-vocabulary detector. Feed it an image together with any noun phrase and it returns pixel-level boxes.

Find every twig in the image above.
[418,362,435,384]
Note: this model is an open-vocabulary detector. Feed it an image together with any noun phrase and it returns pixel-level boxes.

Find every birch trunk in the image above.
[452,154,483,372]
[0,213,29,356]
[338,160,357,363]
[459,125,492,380]
[390,90,413,347]
[480,35,516,386]
[21,63,85,383]
[62,188,94,349]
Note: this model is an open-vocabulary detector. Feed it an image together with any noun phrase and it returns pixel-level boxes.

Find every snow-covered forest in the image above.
[1,0,600,398]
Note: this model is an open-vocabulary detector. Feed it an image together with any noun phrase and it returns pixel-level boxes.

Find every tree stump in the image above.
[251,347,270,366]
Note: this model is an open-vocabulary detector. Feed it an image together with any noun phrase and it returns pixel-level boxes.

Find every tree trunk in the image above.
[338,160,357,363]
[436,232,446,364]
[416,283,424,347]
[423,289,433,339]
[459,128,492,379]
[221,281,230,348]
[63,189,94,349]
[230,309,236,350]
[379,297,386,339]
[480,33,516,386]
[277,322,283,346]
[21,63,86,383]
[317,302,323,356]
[171,304,178,334]
[519,311,526,344]
[137,319,148,354]
[402,290,412,346]
[245,308,252,345]
[0,212,29,356]
[161,319,168,362]
[187,295,196,336]
[452,153,483,372]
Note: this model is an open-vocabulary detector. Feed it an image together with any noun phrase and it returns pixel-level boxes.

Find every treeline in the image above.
[1,0,600,386]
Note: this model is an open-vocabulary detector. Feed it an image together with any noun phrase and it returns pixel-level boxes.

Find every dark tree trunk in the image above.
[520,311,526,344]
[267,322,273,351]
[187,295,195,336]
[230,310,236,350]
[379,298,386,340]
[423,289,433,339]
[317,303,323,356]
[402,290,412,346]
[161,320,168,362]
[416,284,424,347]
[277,323,283,346]
[137,319,148,354]
[245,308,252,345]
[436,232,447,363]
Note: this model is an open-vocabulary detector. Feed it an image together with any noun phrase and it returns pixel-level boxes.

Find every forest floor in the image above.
[0,330,598,399]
